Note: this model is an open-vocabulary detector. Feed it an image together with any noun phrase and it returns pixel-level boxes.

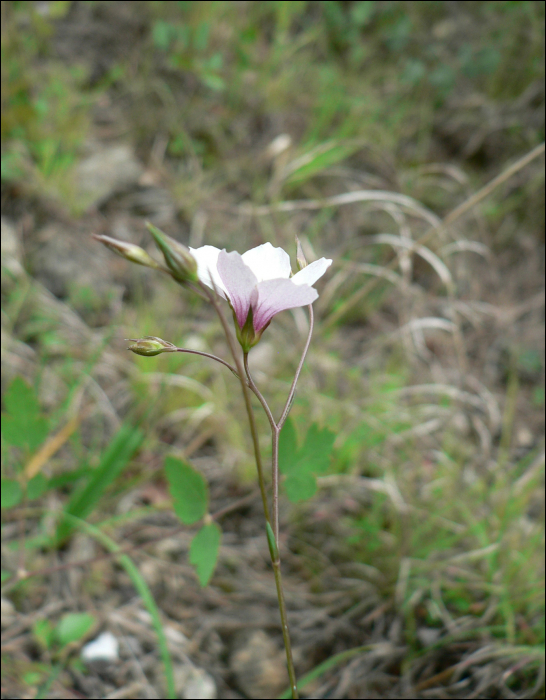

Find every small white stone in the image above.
[516,427,534,448]
[81,631,119,663]
[265,134,292,159]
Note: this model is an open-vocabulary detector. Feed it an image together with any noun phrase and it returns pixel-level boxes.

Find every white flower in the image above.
[189,243,332,339]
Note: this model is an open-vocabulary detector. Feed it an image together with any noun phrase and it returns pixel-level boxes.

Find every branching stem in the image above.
[207,290,315,699]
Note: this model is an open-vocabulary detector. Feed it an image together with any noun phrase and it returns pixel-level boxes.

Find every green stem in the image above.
[272,556,299,699]
[205,285,315,697]
[208,290,299,698]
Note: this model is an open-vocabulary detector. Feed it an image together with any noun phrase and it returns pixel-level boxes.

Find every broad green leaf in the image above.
[56,423,143,544]
[278,417,299,475]
[297,424,336,476]
[190,522,221,587]
[54,612,95,648]
[1,478,23,508]
[27,473,48,500]
[284,472,317,503]
[2,376,49,451]
[280,422,335,502]
[165,456,208,525]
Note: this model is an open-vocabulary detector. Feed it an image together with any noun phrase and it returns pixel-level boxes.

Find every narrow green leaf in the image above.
[56,423,143,543]
[57,513,176,699]
[285,143,360,187]
[54,613,95,648]
[278,417,299,475]
[165,456,208,525]
[265,521,279,560]
[1,478,23,508]
[190,522,221,587]
[277,644,377,698]
[2,376,49,451]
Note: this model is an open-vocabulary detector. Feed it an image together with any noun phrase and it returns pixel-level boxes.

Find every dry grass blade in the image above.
[24,414,82,479]
[440,240,490,258]
[234,189,442,228]
[367,234,454,293]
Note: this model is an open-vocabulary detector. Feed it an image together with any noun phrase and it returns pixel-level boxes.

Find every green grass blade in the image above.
[277,644,377,699]
[60,512,176,699]
[55,423,143,544]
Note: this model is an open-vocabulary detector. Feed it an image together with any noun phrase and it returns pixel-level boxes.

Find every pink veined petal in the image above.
[217,250,259,328]
[241,243,292,282]
[189,245,228,298]
[252,278,318,332]
[291,257,333,286]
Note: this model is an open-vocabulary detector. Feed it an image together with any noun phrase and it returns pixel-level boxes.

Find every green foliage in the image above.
[265,520,279,561]
[27,473,48,501]
[190,522,222,587]
[2,377,49,453]
[279,418,336,503]
[33,618,55,651]
[151,15,225,91]
[284,141,362,188]
[1,3,544,695]
[1,478,23,509]
[59,515,176,699]
[33,612,95,651]
[1,3,98,207]
[55,423,144,544]
[54,612,95,647]
[164,455,208,525]
[164,456,223,585]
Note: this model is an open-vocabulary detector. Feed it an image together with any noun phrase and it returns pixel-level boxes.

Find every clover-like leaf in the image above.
[165,456,208,525]
[190,522,222,587]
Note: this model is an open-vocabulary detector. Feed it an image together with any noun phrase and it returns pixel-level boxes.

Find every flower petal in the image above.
[252,279,318,332]
[291,257,332,286]
[217,250,258,328]
[241,243,292,282]
[189,245,228,298]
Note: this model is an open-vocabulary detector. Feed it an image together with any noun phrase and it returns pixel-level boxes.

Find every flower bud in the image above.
[295,236,308,271]
[93,235,163,269]
[126,336,177,357]
[146,222,198,284]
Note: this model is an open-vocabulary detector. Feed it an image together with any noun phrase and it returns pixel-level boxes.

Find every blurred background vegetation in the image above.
[1,1,544,698]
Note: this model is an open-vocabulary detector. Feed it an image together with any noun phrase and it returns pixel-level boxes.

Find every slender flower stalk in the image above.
[95,228,331,700]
